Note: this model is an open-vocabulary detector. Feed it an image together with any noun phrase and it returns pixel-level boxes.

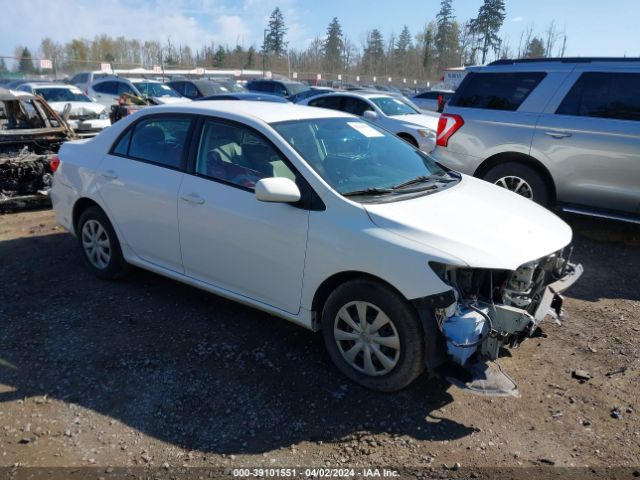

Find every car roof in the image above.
[314,91,393,100]
[198,93,289,102]
[128,78,160,83]
[145,100,353,123]
[23,83,78,89]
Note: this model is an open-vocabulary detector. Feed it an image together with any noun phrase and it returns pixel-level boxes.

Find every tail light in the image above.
[437,94,444,112]
[50,155,61,172]
[436,114,464,147]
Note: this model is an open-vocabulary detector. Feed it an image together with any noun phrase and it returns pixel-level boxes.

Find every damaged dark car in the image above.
[0,88,75,211]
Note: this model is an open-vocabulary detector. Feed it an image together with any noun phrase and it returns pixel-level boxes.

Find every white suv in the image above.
[51,101,581,392]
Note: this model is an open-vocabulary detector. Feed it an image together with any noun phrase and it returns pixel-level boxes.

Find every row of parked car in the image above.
[5,56,639,220]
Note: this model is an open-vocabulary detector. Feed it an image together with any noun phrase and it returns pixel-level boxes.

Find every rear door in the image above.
[91,81,120,107]
[177,117,309,314]
[532,69,640,213]
[97,114,194,272]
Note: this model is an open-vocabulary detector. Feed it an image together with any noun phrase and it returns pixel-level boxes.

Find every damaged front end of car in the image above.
[416,249,583,396]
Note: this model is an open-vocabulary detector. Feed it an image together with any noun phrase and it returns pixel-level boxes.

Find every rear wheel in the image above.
[482,161,550,206]
[77,206,130,280]
[321,279,424,392]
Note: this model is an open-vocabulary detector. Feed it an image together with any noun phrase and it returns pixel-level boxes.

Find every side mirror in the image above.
[255,177,301,203]
[363,110,378,120]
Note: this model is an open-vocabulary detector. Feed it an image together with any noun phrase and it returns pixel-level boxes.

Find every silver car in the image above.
[298,91,438,152]
[431,58,640,222]
[412,89,454,112]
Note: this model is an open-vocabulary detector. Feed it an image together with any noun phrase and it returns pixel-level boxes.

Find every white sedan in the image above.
[51,101,581,392]
[297,91,439,152]
[17,83,110,136]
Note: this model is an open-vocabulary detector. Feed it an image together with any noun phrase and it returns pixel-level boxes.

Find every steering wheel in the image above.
[230,173,260,189]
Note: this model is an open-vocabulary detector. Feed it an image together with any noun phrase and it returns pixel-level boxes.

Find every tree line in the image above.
[4,0,567,83]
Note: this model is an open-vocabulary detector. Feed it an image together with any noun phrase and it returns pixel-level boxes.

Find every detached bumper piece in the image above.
[533,262,583,327]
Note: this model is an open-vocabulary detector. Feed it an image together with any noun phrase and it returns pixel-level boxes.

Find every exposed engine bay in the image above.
[429,249,583,366]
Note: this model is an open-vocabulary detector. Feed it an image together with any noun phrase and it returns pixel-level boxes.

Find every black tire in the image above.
[321,279,425,392]
[482,161,550,206]
[77,206,130,280]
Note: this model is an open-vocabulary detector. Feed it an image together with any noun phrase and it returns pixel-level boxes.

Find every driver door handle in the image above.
[180,193,205,205]
[544,131,572,139]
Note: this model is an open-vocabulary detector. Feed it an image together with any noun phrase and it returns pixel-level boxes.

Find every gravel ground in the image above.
[0,209,638,479]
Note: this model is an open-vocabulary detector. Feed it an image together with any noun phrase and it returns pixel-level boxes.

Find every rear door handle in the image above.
[101,170,118,180]
[544,131,572,139]
[180,193,205,205]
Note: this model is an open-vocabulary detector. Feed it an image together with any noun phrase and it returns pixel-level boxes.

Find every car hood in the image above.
[392,113,439,131]
[151,96,192,105]
[363,175,573,270]
[48,101,106,115]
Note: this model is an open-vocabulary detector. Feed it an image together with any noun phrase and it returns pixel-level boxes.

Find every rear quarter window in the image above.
[451,72,546,111]
[556,72,640,121]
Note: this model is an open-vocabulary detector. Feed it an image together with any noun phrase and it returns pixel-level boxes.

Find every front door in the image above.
[178,118,309,314]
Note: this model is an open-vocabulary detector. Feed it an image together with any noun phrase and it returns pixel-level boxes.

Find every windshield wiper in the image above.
[342,187,394,197]
[391,174,456,190]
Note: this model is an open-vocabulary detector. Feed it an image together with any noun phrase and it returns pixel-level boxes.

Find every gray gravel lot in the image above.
[0,209,638,479]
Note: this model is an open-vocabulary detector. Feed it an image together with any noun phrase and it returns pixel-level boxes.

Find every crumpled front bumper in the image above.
[532,261,584,328]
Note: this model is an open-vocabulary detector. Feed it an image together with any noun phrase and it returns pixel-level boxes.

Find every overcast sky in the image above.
[1,0,638,62]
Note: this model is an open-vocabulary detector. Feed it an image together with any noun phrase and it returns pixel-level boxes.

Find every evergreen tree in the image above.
[524,37,545,58]
[262,7,288,56]
[245,46,256,68]
[422,22,437,75]
[470,0,506,64]
[396,26,413,55]
[323,17,344,73]
[0,58,7,75]
[362,29,385,75]
[213,45,226,67]
[18,47,35,74]
[435,0,456,71]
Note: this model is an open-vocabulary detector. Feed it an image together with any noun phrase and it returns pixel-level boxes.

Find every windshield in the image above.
[285,83,309,95]
[33,87,91,103]
[224,82,246,92]
[135,82,181,97]
[272,117,450,196]
[370,96,420,116]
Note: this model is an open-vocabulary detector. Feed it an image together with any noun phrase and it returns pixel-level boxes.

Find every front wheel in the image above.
[321,279,425,392]
[482,161,550,206]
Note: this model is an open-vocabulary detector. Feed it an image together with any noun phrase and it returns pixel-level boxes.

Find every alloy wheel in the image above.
[333,301,400,376]
[494,176,534,199]
[81,219,112,269]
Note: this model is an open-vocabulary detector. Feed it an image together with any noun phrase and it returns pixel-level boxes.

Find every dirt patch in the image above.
[0,210,638,478]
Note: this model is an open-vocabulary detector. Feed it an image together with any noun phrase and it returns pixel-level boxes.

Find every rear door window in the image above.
[113,116,193,169]
[556,72,640,121]
[308,96,344,111]
[93,81,118,95]
[451,72,546,111]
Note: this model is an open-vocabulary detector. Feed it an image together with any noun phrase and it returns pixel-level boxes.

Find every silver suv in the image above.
[431,58,640,222]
